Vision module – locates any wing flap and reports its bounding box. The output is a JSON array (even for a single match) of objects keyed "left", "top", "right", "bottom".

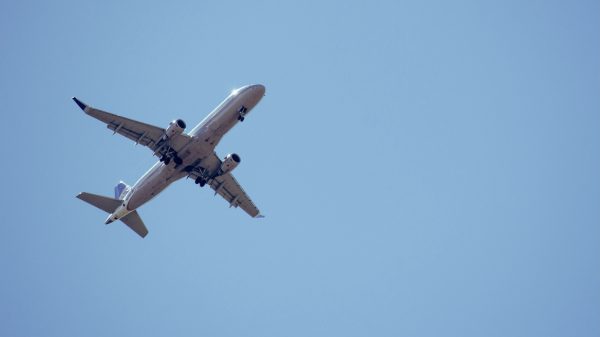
[
  {"left": 106, "top": 121, "right": 155, "bottom": 147},
  {"left": 72, "top": 97, "right": 191, "bottom": 153},
  {"left": 86, "top": 106, "right": 164, "bottom": 147}
]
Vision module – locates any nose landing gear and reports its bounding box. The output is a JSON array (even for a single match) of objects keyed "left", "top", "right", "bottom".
[{"left": 238, "top": 105, "right": 248, "bottom": 122}]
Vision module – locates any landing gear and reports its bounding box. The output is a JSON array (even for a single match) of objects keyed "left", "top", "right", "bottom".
[
  {"left": 191, "top": 166, "right": 210, "bottom": 187},
  {"left": 159, "top": 154, "right": 182, "bottom": 166},
  {"left": 238, "top": 105, "right": 247, "bottom": 122},
  {"left": 194, "top": 177, "right": 206, "bottom": 187}
]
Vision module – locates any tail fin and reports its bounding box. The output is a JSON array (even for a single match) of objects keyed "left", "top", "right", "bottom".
[
  {"left": 114, "top": 181, "right": 130, "bottom": 200},
  {"left": 77, "top": 192, "right": 121, "bottom": 213},
  {"left": 76, "top": 192, "right": 149, "bottom": 238}
]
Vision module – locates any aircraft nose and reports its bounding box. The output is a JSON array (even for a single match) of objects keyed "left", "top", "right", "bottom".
[{"left": 251, "top": 84, "right": 265, "bottom": 97}]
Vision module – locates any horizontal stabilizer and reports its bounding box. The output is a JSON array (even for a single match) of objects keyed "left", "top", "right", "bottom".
[
  {"left": 77, "top": 192, "right": 121, "bottom": 213},
  {"left": 120, "top": 211, "right": 148, "bottom": 238}
]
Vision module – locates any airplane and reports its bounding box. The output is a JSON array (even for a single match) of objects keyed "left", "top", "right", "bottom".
[{"left": 73, "top": 84, "right": 266, "bottom": 238}]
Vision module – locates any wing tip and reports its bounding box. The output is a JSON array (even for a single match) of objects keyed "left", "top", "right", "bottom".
[
  {"left": 72, "top": 97, "right": 88, "bottom": 111},
  {"left": 255, "top": 214, "right": 265, "bottom": 218}
]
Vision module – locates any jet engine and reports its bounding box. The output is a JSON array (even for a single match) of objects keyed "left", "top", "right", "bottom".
[
  {"left": 220, "top": 153, "right": 241, "bottom": 173},
  {"left": 164, "top": 119, "right": 186, "bottom": 139}
]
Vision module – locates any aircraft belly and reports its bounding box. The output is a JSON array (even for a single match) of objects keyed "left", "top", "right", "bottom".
[
  {"left": 128, "top": 165, "right": 184, "bottom": 210},
  {"left": 128, "top": 180, "right": 168, "bottom": 210},
  {"left": 194, "top": 116, "right": 236, "bottom": 149}
]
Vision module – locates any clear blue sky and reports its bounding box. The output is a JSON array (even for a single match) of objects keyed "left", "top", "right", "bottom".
[{"left": 1, "top": 1, "right": 599, "bottom": 336}]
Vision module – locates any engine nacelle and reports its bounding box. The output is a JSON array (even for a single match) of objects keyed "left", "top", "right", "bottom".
[
  {"left": 220, "top": 153, "right": 241, "bottom": 174},
  {"left": 164, "top": 119, "right": 186, "bottom": 139}
]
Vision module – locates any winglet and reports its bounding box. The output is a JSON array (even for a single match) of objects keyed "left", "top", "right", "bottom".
[{"left": 72, "top": 97, "right": 88, "bottom": 111}]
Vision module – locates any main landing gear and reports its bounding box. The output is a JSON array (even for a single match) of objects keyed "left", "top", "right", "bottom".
[
  {"left": 190, "top": 166, "right": 209, "bottom": 187},
  {"left": 194, "top": 177, "right": 206, "bottom": 187},
  {"left": 159, "top": 155, "right": 182, "bottom": 166}
]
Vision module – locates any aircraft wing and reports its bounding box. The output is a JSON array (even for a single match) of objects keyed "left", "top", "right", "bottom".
[
  {"left": 189, "top": 152, "right": 262, "bottom": 218},
  {"left": 72, "top": 97, "right": 191, "bottom": 153},
  {"left": 209, "top": 172, "right": 262, "bottom": 217}
]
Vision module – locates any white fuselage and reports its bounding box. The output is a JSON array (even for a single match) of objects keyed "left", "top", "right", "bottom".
[{"left": 106, "top": 84, "right": 265, "bottom": 223}]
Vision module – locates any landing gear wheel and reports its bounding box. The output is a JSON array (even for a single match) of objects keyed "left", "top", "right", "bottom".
[
  {"left": 164, "top": 157, "right": 171, "bottom": 165},
  {"left": 238, "top": 116, "right": 245, "bottom": 122},
  {"left": 194, "top": 177, "right": 207, "bottom": 187},
  {"left": 174, "top": 156, "right": 183, "bottom": 165}
]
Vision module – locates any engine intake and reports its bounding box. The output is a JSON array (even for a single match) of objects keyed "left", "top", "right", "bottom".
[
  {"left": 220, "top": 153, "right": 241, "bottom": 174},
  {"left": 164, "top": 119, "right": 186, "bottom": 139}
]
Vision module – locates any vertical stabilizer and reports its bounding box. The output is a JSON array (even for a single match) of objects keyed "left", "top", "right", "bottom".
[{"left": 114, "top": 181, "right": 130, "bottom": 200}]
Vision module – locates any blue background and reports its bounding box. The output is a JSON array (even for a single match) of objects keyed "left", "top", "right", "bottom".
[{"left": 1, "top": 1, "right": 599, "bottom": 336}]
